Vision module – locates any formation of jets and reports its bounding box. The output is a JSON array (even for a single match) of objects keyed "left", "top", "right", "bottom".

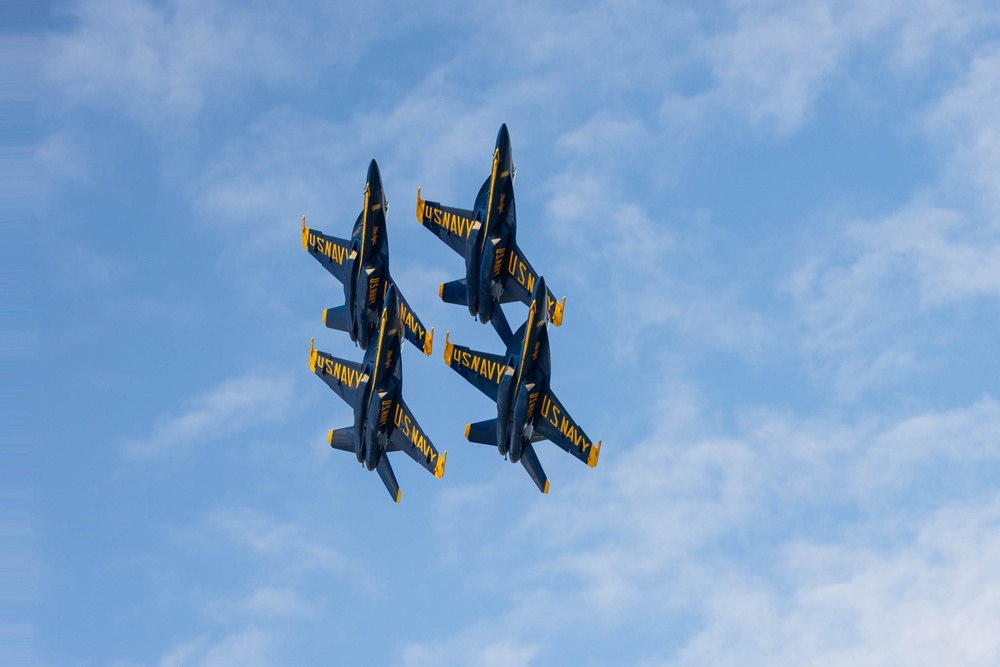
[{"left": 303, "top": 125, "right": 601, "bottom": 502}]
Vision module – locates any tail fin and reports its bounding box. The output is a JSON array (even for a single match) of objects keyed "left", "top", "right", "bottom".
[
  {"left": 323, "top": 305, "right": 350, "bottom": 332},
  {"left": 490, "top": 303, "right": 515, "bottom": 348},
  {"left": 328, "top": 427, "right": 355, "bottom": 453},
  {"left": 376, "top": 456, "right": 402, "bottom": 503},
  {"left": 519, "top": 442, "right": 550, "bottom": 494},
  {"left": 465, "top": 419, "right": 498, "bottom": 446},
  {"left": 439, "top": 279, "right": 469, "bottom": 306}
]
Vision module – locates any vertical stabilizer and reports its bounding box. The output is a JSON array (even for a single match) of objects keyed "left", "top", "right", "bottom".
[
  {"left": 519, "top": 443, "right": 550, "bottom": 494},
  {"left": 376, "top": 456, "right": 402, "bottom": 503}
]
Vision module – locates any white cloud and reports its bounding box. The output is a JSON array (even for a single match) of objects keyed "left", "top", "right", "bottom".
[
  {"left": 925, "top": 47, "right": 1000, "bottom": 217},
  {"left": 399, "top": 634, "right": 541, "bottom": 667},
  {"left": 542, "top": 164, "right": 771, "bottom": 362},
  {"left": 702, "top": 1, "right": 845, "bottom": 133},
  {"left": 670, "top": 497, "right": 1000, "bottom": 667},
  {"left": 204, "top": 586, "right": 316, "bottom": 623},
  {"left": 785, "top": 162, "right": 1000, "bottom": 399},
  {"left": 122, "top": 373, "right": 294, "bottom": 458},
  {"left": 157, "top": 629, "right": 273, "bottom": 667},
  {"left": 772, "top": 38, "right": 1000, "bottom": 399},
  {"left": 204, "top": 508, "right": 351, "bottom": 578},
  {"left": 136, "top": 509, "right": 366, "bottom": 666},
  {"left": 399, "top": 393, "right": 1000, "bottom": 665},
  {"left": 42, "top": 0, "right": 358, "bottom": 128},
  {"left": 657, "top": 0, "right": 999, "bottom": 138}
]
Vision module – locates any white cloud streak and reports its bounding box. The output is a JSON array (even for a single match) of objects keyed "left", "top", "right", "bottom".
[
  {"left": 670, "top": 497, "right": 1000, "bottom": 667},
  {"left": 156, "top": 629, "right": 273, "bottom": 667},
  {"left": 403, "top": 394, "right": 1000, "bottom": 665},
  {"left": 122, "top": 374, "right": 294, "bottom": 458},
  {"left": 43, "top": 0, "right": 362, "bottom": 128}
]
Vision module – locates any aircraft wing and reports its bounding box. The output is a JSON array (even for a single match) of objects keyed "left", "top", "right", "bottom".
[
  {"left": 500, "top": 244, "right": 565, "bottom": 326},
  {"left": 416, "top": 188, "right": 477, "bottom": 257},
  {"left": 302, "top": 216, "right": 352, "bottom": 284},
  {"left": 442, "top": 333, "right": 508, "bottom": 402},
  {"left": 533, "top": 387, "right": 601, "bottom": 468},
  {"left": 392, "top": 280, "right": 434, "bottom": 356},
  {"left": 387, "top": 398, "right": 446, "bottom": 478},
  {"left": 309, "top": 338, "right": 366, "bottom": 406}
]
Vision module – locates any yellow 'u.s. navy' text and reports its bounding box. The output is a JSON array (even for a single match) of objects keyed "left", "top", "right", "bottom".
[
  {"left": 393, "top": 404, "right": 436, "bottom": 465},
  {"left": 425, "top": 206, "right": 474, "bottom": 240},
  {"left": 306, "top": 232, "right": 349, "bottom": 266}
]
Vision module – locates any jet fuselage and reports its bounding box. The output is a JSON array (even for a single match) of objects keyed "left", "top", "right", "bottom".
[
  {"left": 465, "top": 124, "right": 516, "bottom": 325},
  {"left": 350, "top": 282, "right": 404, "bottom": 470},
  {"left": 342, "top": 159, "right": 391, "bottom": 349},
  {"left": 495, "top": 277, "right": 552, "bottom": 463}
]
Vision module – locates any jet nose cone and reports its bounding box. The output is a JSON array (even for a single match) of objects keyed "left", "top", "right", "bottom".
[
  {"left": 366, "top": 158, "right": 385, "bottom": 202},
  {"left": 366, "top": 158, "right": 381, "bottom": 184},
  {"left": 533, "top": 275, "right": 546, "bottom": 298},
  {"left": 532, "top": 276, "right": 547, "bottom": 313},
  {"left": 496, "top": 124, "right": 512, "bottom": 164}
]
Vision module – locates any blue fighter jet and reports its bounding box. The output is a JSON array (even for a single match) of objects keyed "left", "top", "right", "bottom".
[
  {"left": 415, "top": 124, "right": 565, "bottom": 347},
  {"left": 442, "top": 276, "right": 600, "bottom": 493},
  {"left": 303, "top": 159, "right": 433, "bottom": 355},
  {"left": 310, "top": 284, "right": 446, "bottom": 502}
]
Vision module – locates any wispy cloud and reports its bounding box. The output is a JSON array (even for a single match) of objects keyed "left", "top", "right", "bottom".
[
  {"left": 701, "top": 1, "right": 846, "bottom": 133},
  {"left": 401, "top": 393, "right": 1000, "bottom": 665},
  {"left": 542, "top": 163, "right": 771, "bottom": 362},
  {"left": 399, "top": 634, "right": 541, "bottom": 667},
  {"left": 156, "top": 629, "right": 273, "bottom": 667},
  {"left": 783, "top": 43, "right": 1000, "bottom": 398},
  {"left": 665, "top": 0, "right": 997, "bottom": 136},
  {"left": 138, "top": 508, "right": 364, "bottom": 666},
  {"left": 670, "top": 497, "right": 1000, "bottom": 667},
  {"left": 122, "top": 373, "right": 294, "bottom": 458},
  {"left": 925, "top": 47, "right": 1000, "bottom": 216},
  {"left": 43, "top": 0, "right": 363, "bottom": 128},
  {"left": 204, "top": 508, "right": 352, "bottom": 579}
]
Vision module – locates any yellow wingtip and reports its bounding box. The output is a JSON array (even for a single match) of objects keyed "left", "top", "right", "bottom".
[
  {"left": 322, "top": 309, "right": 328, "bottom": 326},
  {"left": 416, "top": 187, "right": 425, "bottom": 222},
  {"left": 326, "top": 429, "right": 334, "bottom": 445},
  {"left": 301, "top": 215, "right": 308, "bottom": 251},
  {"left": 542, "top": 479, "right": 550, "bottom": 494},
  {"left": 423, "top": 327, "right": 434, "bottom": 356},
  {"left": 464, "top": 423, "right": 471, "bottom": 438},
  {"left": 395, "top": 488, "right": 402, "bottom": 503},
  {"left": 588, "top": 440, "right": 602, "bottom": 468},
  {"left": 438, "top": 283, "right": 444, "bottom": 300},
  {"left": 434, "top": 450, "right": 447, "bottom": 479},
  {"left": 309, "top": 337, "right": 317, "bottom": 372},
  {"left": 553, "top": 296, "right": 566, "bottom": 327},
  {"left": 443, "top": 331, "right": 454, "bottom": 365}
]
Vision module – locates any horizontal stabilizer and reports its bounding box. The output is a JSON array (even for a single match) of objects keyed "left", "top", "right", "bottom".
[
  {"left": 490, "top": 303, "right": 515, "bottom": 348},
  {"left": 520, "top": 442, "right": 550, "bottom": 494},
  {"left": 327, "top": 427, "right": 355, "bottom": 453},
  {"left": 465, "top": 419, "right": 498, "bottom": 446},
  {"left": 439, "top": 279, "right": 468, "bottom": 307},
  {"left": 376, "top": 455, "right": 402, "bottom": 503},
  {"left": 323, "top": 305, "right": 349, "bottom": 332}
]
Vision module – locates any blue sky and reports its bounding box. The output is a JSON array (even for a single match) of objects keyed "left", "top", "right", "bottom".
[{"left": 15, "top": 0, "right": 1000, "bottom": 664}]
